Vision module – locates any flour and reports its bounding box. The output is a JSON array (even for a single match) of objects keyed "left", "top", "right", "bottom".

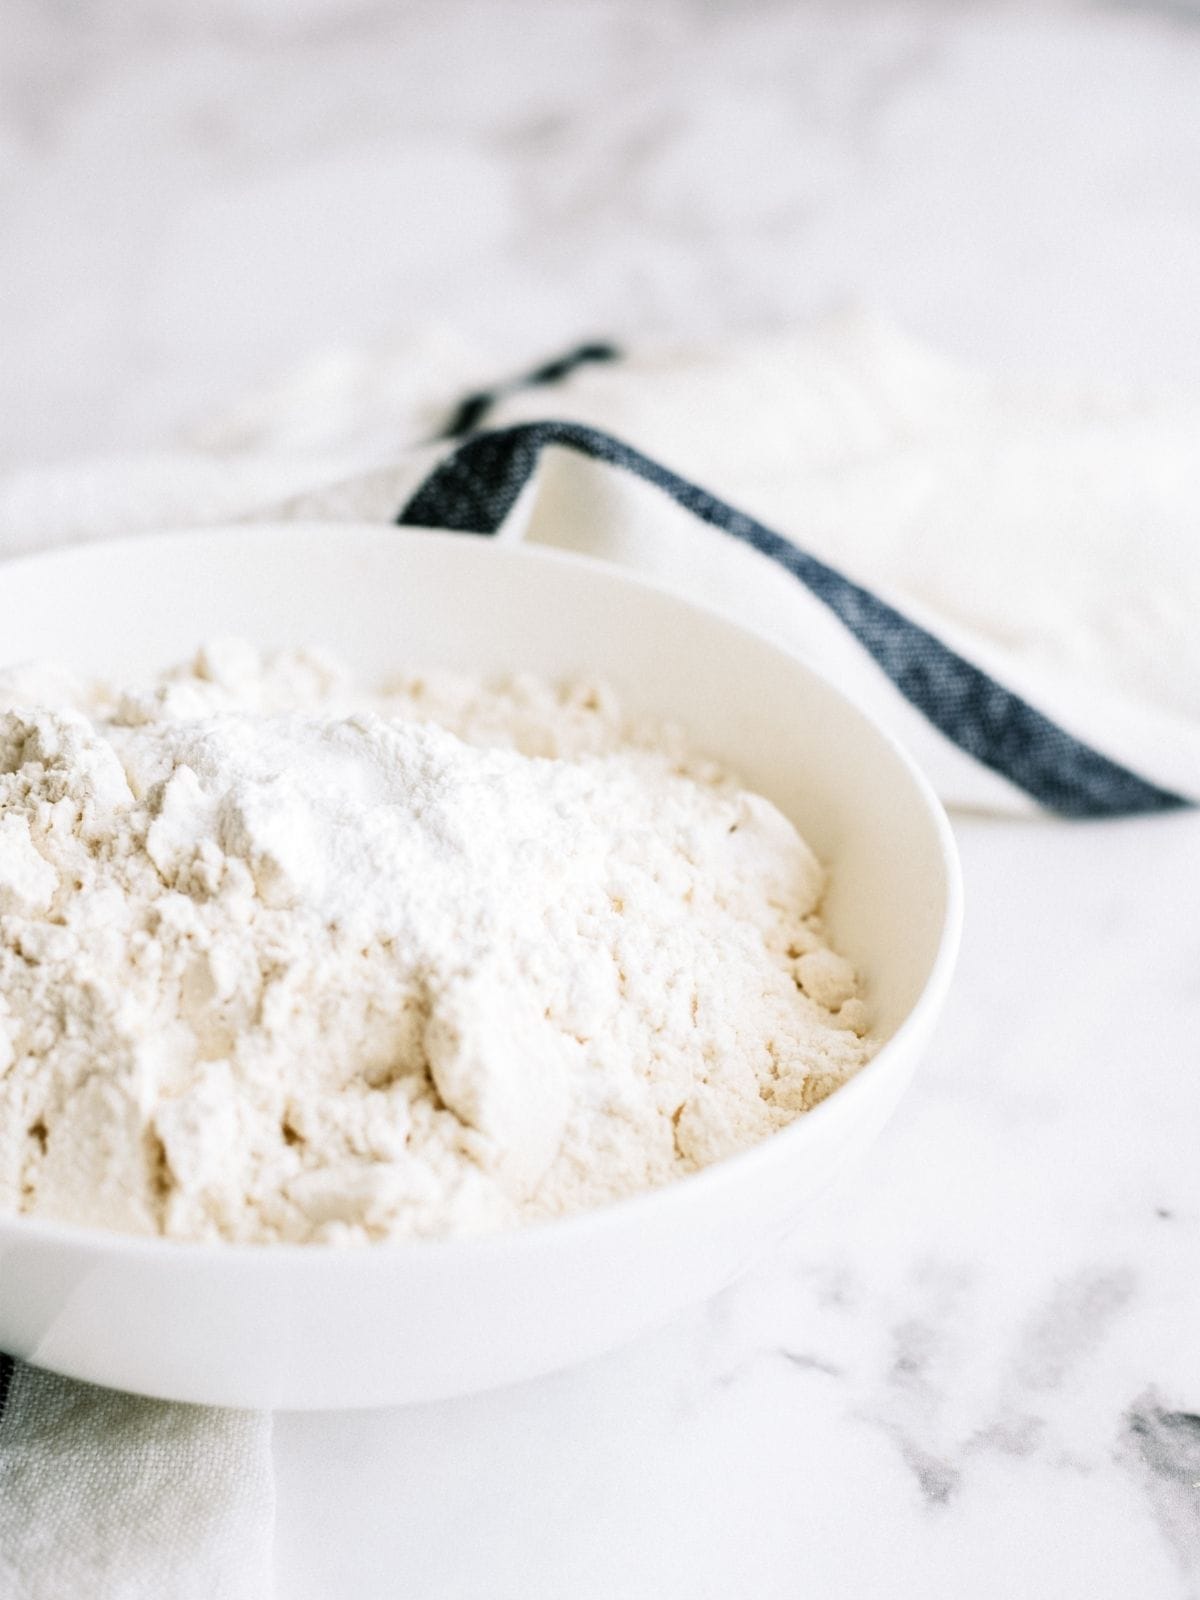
[{"left": 0, "top": 644, "right": 872, "bottom": 1243}]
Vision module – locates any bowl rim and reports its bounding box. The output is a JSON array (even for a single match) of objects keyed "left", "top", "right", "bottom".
[{"left": 0, "top": 522, "right": 964, "bottom": 1269}]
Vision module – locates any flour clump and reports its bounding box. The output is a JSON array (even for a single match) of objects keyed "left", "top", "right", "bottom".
[{"left": 0, "top": 645, "right": 874, "bottom": 1243}]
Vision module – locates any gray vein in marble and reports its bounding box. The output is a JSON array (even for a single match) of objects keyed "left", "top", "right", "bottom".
[
  {"left": 1007, "top": 1268, "right": 1138, "bottom": 1394},
  {"left": 1122, "top": 1395, "right": 1200, "bottom": 1580},
  {"left": 838, "top": 1263, "right": 1146, "bottom": 1511}
]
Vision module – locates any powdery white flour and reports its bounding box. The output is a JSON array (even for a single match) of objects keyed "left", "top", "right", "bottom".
[{"left": 0, "top": 643, "right": 873, "bottom": 1243}]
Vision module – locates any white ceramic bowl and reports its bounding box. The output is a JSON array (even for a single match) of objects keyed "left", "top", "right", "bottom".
[{"left": 0, "top": 525, "right": 961, "bottom": 1408}]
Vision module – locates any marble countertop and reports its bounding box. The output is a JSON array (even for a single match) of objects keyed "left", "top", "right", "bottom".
[{"left": 2, "top": 2, "right": 1198, "bottom": 1595}]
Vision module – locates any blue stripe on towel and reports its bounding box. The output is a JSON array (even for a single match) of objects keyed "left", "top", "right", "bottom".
[
  {"left": 396, "top": 419, "right": 1188, "bottom": 819},
  {"left": 435, "top": 343, "right": 621, "bottom": 441}
]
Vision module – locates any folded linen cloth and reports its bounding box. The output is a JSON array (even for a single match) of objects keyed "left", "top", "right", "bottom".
[
  {"left": 0, "top": 1361, "right": 272, "bottom": 1600},
  {"left": 0, "top": 312, "right": 1195, "bottom": 1598},
  {"left": 3, "top": 313, "right": 1195, "bottom": 812}
]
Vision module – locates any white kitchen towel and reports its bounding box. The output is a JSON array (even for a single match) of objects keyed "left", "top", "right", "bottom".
[
  {"left": 0, "top": 1359, "right": 272, "bottom": 1599},
  {"left": 0, "top": 312, "right": 1197, "bottom": 1598},
  {"left": 2, "top": 313, "right": 1196, "bottom": 813}
]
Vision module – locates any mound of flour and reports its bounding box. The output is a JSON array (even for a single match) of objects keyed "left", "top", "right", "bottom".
[{"left": 0, "top": 642, "right": 872, "bottom": 1243}]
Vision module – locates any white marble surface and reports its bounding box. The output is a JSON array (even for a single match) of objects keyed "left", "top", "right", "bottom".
[
  {"left": 6, "top": 0, "right": 1200, "bottom": 474},
  {"left": 3, "top": 2, "right": 1200, "bottom": 1596}
]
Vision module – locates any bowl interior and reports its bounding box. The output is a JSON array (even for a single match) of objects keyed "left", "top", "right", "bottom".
[{"left": 0, "top": 523, "right": 954, "bottom": 1045}]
